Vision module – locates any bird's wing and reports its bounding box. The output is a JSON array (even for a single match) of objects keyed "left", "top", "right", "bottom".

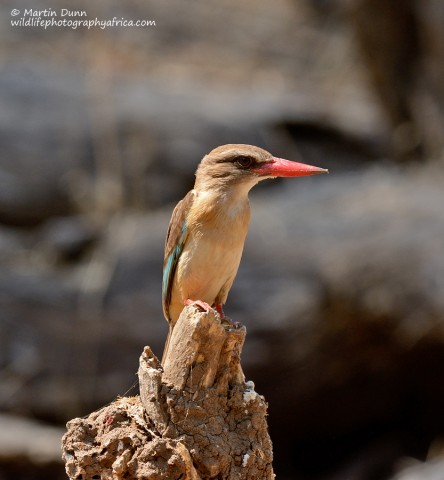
[{"left": 162, "top": 190, "right": 195, "bottom": 321}]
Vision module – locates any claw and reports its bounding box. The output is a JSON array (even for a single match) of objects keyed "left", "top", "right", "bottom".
[{"left": 222, "top": 320, "right": 243, "bottom": 331}]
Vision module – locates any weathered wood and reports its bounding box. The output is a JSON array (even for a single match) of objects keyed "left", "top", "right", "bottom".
[
  {"left": 62, "top": 306, "right": 274, "bottom": 479},
  {"left": 137, "top": 346, "right": 169, "bottom": 435},
  {"left": 161, "top": 306, "right": 246, "bottom": 391}
]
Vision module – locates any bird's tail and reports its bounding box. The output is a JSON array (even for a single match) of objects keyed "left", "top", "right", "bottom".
[{"left": 161, "top": 325, "right": 173, "bottom": 365}]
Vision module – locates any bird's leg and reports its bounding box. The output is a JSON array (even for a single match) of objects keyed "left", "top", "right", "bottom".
[
  {"left": 214, "top": 303, "right": 242, "bottom": 329},
  {"left": 184, "top": 299, "right": 212, "bottom": 312},
  {"left": 214, "top": 303, "right": 225, "bottom": 319}
]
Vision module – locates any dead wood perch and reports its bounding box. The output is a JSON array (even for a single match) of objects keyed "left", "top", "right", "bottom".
[{"left": 62, "top": 306, "right": 274, "bottom": 479}]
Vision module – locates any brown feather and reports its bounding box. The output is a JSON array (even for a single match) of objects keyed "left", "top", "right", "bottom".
[{"left": 162, "top": 190, "right": 195, "bottom": 321}]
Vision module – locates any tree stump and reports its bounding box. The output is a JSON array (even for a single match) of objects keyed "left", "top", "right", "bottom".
[{"left": 61, "top": 306, "right": 274, "bottom": 479}]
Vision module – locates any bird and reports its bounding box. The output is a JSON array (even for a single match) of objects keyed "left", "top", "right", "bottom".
[{"left": 162, "top": 144, "right": 327, "bottom": 360}]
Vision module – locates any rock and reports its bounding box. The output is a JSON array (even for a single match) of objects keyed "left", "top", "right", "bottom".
[
  {"left": 0, "top": 413, "right": 64, "bottom": 464},
  {"left": 37, "top": 216, "right": 99, "bottom": 263},
  {"left": 342, "top": 0, "right": 444, "bottom": 161},
  {"left": 0, "top": 413, "right": 66, "bottom": 480},
  {"left": 0, "top": 0, "right": 385, "bottom": 225},
  {"left": 392, "top": 458, "right": 444, "bottom": 480}
]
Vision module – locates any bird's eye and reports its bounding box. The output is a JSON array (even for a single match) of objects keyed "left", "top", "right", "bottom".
[{"left": 234, "top": 156, "right": 253, "bottom": 169}]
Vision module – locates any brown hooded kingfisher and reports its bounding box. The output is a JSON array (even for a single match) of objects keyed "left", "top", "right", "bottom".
[{"left": 162, "top": 144, "right": 328, "bottom": 360}]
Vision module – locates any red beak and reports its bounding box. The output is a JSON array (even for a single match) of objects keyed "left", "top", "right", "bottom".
[{"left": 251, "top": 157, "right": 329, "bottom": 177}]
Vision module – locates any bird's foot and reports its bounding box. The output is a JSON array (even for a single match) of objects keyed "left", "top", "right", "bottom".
[
  {"left": 214, "top": 304, "right": 239, "bottom": 327},
  {"left": 184, "top": 299, "right": 212, "bottom": 313},
  {"left": 222, "top": 320, "right": 243, "bottom": 331}
]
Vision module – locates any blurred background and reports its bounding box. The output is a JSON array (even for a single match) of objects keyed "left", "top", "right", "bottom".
[{"left": 1, "top": 0, "right": 444, "bottom": 479}]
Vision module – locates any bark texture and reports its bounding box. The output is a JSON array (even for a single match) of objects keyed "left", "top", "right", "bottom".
[{"left": 62, "top": 306, "right": 274, "bottom": 479}]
